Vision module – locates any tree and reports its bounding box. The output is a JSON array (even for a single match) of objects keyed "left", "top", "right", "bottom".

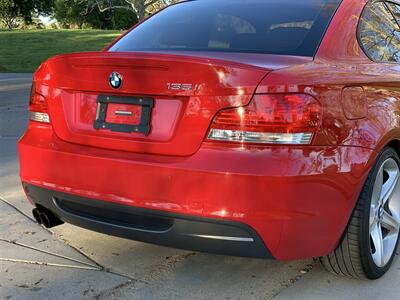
[
  {"left": 0, "top": 0, "right": 19, "bottom": 29},
  {"left": 54, "top": 0, "right": 138, "bottom": 29},
  {"left": 53, "top": 0, "right": 86, "bottom": 28},
  {"left": 0, "top": 0, "right": 53, "bottom": 29},
  {"left": 94, "top": 0, "right": 180, "bottom": 21}
]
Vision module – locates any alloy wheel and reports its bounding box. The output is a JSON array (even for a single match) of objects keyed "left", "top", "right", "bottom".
[{"left": 370, "top": 158, "right": 400, "bottom": 268}]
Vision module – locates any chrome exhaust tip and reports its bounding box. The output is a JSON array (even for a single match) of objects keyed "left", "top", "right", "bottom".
[{"left": 32, "top": 207, "right": 64, "bottom": 228}]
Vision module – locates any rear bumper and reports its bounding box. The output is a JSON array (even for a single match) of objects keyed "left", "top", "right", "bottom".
[
  {"left": 19, "top": 123, "right": 375, "bottom": 260},
  {"left": 24, "top": 183, "right": 271, "bottom": 258}
]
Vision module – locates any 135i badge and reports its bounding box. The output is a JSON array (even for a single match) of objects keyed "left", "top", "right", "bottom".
[{"left": 167, "top": 83, "right": 199, "bottom": 91}]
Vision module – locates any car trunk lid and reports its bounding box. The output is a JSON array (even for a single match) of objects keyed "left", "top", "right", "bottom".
[{"left": 37, "top": 51, "right": 310, "bottom": 156}]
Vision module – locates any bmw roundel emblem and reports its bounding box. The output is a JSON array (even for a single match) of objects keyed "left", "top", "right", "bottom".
[{"left": 109, "top": 72, "right": 122, "bottom": 89}]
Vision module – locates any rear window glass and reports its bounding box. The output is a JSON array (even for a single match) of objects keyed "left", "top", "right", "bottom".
[{"left": 109, "top": 0, "right": 342, "bottom": 57}]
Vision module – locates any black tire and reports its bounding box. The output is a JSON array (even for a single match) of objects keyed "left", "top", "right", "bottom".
[{"left": 320, "top": 147, "right": 400, "bottom": 279}]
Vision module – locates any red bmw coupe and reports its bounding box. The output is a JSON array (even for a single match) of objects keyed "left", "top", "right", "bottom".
[{"left": 19, "top": 0, "right": 400, "bottom": 279}]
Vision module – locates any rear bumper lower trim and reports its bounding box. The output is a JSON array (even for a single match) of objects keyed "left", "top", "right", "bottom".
[
  {"left": 24, "top": 183, "right": 273, "bottom": 259},
  {"left": 185, "top": 234, "right": 255, "bottom": 242}
]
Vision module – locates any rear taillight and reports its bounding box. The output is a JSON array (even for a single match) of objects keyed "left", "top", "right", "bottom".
[
  {"left": 29, "top": 82, "right": 50, "bottom": 123},
  {"left": 208, "top": 94, "right": 321, "bottom": 145}
]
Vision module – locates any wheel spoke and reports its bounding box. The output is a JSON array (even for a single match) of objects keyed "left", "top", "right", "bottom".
[
  {"left": 371, "top": 223, "right": 384, "bottom": 267},
  {"left": 370, "top": 216, "right": 378, "bottom": 231},
  {"left": 382, "top": 210, "right": 400, "bottom": 232},
  {"left": 381, "top": 168, "right": 399, "bottom": 205},
  {"left": 372, "top": 167, "right": 383, "bottom": 206}
]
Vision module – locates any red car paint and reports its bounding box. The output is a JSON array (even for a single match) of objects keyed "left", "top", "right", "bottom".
[{"left": 18, "top": 0, "right": 400, "bottom": 260}]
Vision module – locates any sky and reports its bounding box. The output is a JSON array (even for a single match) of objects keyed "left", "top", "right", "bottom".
[{"left": 39, "top": 16, "right": 52, "bottom": 25}]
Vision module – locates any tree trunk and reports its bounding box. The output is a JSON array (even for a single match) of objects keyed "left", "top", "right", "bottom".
[
  {"left": 6, "top": 17, "right": 16, "bottom": 29},
  {"left": 135, "top": 0, "right": 146, "bottom": 20}
]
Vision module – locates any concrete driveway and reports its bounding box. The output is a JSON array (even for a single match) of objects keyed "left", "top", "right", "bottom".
[{"left": 1, "top": 73, "right": 400, "bottom": 300}]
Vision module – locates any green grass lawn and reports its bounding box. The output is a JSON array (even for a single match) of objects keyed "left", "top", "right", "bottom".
[{"left": 0, "top": 29, "right": 123, "bottom": 73}]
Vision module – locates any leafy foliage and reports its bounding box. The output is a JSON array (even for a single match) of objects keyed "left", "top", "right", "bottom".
[
  {"left": 54, "top": 0, "right": 138, "bottom": 30},
  {"left": 0, "top": 0, "right": 181, "bottom": 30},
  {"left": 0, "top": 0, "right": 53, "bottom": 29},
  {"left": 80, "top": 0, "right": 181, "bottom": 23}
]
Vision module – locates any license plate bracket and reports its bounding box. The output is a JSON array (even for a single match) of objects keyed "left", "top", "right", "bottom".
[{"left": 94, "top": 95, "right": 154, "bottom": 135}]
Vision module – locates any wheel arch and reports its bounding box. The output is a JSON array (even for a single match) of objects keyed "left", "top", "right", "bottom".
[
  {"left": 337, "top": 138, "right": 400, "bottom": 252},
  {"left": 385, "top": 139, "right": 400, "bottom": 158}
]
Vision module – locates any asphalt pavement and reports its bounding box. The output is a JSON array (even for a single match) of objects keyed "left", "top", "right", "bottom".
[{"left": 1, "top": 73, "right": 400, "bottom": 299}]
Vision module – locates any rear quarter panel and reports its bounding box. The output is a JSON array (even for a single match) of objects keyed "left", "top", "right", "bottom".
[
  {"left": 254, "top": 0, "right": 400, "bottom": 256},
  {"left": 257, "top": 0, "right": 400, "bottom": 152}
]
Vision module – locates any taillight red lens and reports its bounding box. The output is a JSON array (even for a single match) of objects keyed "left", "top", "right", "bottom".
[
  {"left": 29, "top": 82, "right": 47, "bottom": 113},
  {"left": 29, "top": 82, "right": 50, "bottom": 123},
  {"left": 208, "top": 94, "right": 321, "bottom": 145}
]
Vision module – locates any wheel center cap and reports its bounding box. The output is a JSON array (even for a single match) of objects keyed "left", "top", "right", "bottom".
[{"left": 378, "top": 206, "right": 384, "bottom": 220}]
